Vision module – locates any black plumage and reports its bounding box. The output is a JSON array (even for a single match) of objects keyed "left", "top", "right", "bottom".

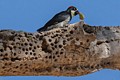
[{"left": 37, "top": 6, "right": 78, "bottom": 32}]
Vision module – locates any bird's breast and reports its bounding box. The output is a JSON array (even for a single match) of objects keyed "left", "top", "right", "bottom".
[
  {"left": 57, "top": 16, "right": 70, "bottom": 27},
  {"left": 45, "top": 16, "right": 71, "bottom": 30}
]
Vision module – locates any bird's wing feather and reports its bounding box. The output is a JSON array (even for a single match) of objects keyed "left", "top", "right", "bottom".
[
  {"left": 44, "top": 11, "right": 70, "bottom": 27},
  {"left": 53, "top": 11, "right": 70, "bottom": 22},
  {"left": 37, "top": 11, "right": 70, "bottom": 32}
]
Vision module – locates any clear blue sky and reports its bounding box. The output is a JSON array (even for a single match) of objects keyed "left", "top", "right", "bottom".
[{"left": 0, "top": 0, "right": 120, "bottom": 80}]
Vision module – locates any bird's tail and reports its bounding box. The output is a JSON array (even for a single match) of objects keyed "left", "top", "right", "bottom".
[{"left": 37, "top": 27, "right": 46, "bottom": 32}]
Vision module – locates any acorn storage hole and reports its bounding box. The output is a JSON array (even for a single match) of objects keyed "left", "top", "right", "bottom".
[
  {"left": 0, "top": 49, "right": 4, "bottom": 52},
  {"left": 49, "top": 39, "right": 52, "bottom": 42}
]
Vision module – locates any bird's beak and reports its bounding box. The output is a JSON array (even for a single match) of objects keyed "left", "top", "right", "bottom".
[
  {"left": 74, "top": 10, "right": 79, "bottom": 16},
  {"left": 79, "top": 12, "right": 84, "bottom": 20},
  {"left": 74, "top": 10, "right": 84, "bottom": 20}
]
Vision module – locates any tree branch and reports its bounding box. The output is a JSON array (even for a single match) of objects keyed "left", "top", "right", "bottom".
[{"left": 0, "top": 21, "right": 120, "bottom": 76}]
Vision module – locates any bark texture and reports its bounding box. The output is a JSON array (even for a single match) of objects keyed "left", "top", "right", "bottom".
[{"left": 0, "top": 21, "right": 120, "bottom": 76}]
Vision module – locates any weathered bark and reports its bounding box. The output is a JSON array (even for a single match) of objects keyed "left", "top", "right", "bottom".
[{"left": 0, "top": 21, "right": 120, "bottom": 76}]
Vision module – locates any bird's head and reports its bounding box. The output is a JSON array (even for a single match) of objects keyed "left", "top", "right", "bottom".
[{"left": 67, "top": 6, "right": 79, "bottom": 17}]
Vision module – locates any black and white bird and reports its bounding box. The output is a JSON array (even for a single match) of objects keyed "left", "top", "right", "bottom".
[{"left": 37, "top": 6, "right": 79, "bottom": 32}]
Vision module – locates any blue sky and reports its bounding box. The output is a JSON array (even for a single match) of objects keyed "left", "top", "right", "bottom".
[{"left": 0, "top": 0, "right": 120, "bottom": 80}]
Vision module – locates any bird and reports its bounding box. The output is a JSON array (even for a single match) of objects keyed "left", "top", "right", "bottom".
[{"left": 37, "top": 6, "right": 79, "bottom": 32}]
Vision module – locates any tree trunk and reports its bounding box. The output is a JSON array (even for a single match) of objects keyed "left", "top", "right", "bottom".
[{"left": 0, "top": 21, "right": 120, "bottom": 76}]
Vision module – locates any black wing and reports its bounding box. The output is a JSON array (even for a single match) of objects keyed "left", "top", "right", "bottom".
[{"left": 37, "top": 11, "right": 71, "bottom": 32}]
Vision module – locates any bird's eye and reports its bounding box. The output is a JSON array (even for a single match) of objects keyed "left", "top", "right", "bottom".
[{"left": 73, "top": 7, "right": 76, "bottom": 10}]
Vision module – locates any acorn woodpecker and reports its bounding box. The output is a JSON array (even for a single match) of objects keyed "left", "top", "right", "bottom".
[{"left": 37, "top": 6, "right": 79, "bottom": 32}]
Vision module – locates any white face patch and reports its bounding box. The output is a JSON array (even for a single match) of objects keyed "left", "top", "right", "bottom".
[{"left": 71, "top": 10, "right": 76, "bottom": 17}]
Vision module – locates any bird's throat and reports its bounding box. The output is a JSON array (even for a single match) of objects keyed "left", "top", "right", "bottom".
[{"left": 71, "top": 10, "right": 76, "bottom": 17}]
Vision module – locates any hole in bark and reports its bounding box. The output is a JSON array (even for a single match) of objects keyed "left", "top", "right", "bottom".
[
  {"left": 2, "top": 66, "right": 5, "bottom": 69},
  {"left": 55, "top": 34, "right": 58, "bottom": 37},
  {"left": 105, "top": 27, "right": 110, "bottom": 30},
  {"left": 39, "top": 36, "right": 43, "bottom": 40},
  {"left": 24, "top": 43, "right": 28, "bottom": 46},
  {"left": 86, "top": 39, "right": 89, "bottom": 42},
  {"left": 105, "top": 62, "right": 111, "bottom": 65},
  {"left": 105, "top": 40, "right": 110, "bottom": 43},
  {"left": 59, "top": 34, "right": 62, "bottom": 37},
  {"left": 22, "top": 48, "right": 25, "bottom": 51},
  {"left": 97, "top": 41, "right": 103, "bottom": 45},
  {"left": 35, "top": 34, "right": 39, "bottom": 38},
  {"left": 49, "top": 55, "right": 52, "bottom": 59},
  {"left": 29, "top": 43, "right": 33, "bottom": 46},
  {"left": 74, "top": 27, "right": 77, "bottom": 30},
  {"left": 111, "top": 39, "right": 114, "bottom": 41},
  {"left": 20, "top": 64, "right": 23, "bottom": 66},
  {"left": 54, "top": 45, "right": 57, "bottom": 48},
  {"left": 27, "top": 39, "right": 29, "bottom": 42},
  {"left": 13, "top": 71, "right": 16, "bottom": 73},
  {"left": 54, "top": 59, "right": 57, "bottom": 62},
  {"left": 26, "top": 48, "right": 28, "bottom": 51},
  {"left": 62, "top": 29, "right": 67, "bottom": 32},
  {"left": 55, "top": 51, "right": 58, "bottom": 54},
  {"left": 30, "top": 57, "right": 34, "bottom": 60},
  {"left": 32, "top": 50, "right": 35, "bottom": 52},
  {"left": 29, "top": 47, "right": 32, "bottom": 50},
  {"left": 70, "top": 37, "right": 73, "bottom": 40},
  {"left": 8, "top": 46, "right": 12, "bottom": 50},
  {"left": 25, "top": 67, "right": 28, "bottom": 69},
  {"left": 49, "top": 39, "right": 52, "bottom": 42},
  {"left": 70, "top": 30, "right": 73, "bottom": 34},
  {"left": 63, "top": 40, "right": 66, "bottom": 45},
  {"left": 76, "top": 38, "right": 79, "bottom": 41},
  {"left": 45, "top": 56, "right": 48, "bottom": 58},
  {"left": 2, "top": 58, "right": 9, "bottom": 61},
  {"left": 0, "top": 49, "right": 3, "bottom": 52},
  {"left": 14, "top": 53, "right": 16, "bottom": 56},
  {"left": 57, "top": 55, "right": 60, "bottom": 57},
  {"left": 52, "top": 47, "right": 55, "bottom": 50},
  {"left": 19, "top": 47, "right": 21, "bottom": 49},
  {"left": 11, "top": 43, "right": 15, "bottom": 45},
  {"left": 59, "top": 45, "right": 62, "bottom": 48},
  {"left": 34, "top": 41, "right": 37, "bottom": 43},
  {"left": 11, "top": 57, "right": 21, "bottom": 62},
  {"left": 33, "top": 53, "right": 36, "bottom": 56},
  {"left": 53, "top": 56, "right": 55, "bottom": 59},
  {"left": 51, "top": 43, "right": 54, "bottom": 46},
  {"left": 21, "top": 43, "right": 24, "bottom": 46},
  {"left": 37, "top": 45, "right": 40, "bottom": 48},
  {"left": 59, "top": 67, "right": 62, "bottom": 70},
  {"left": 13, "top": 46, "right": 16, "bottom": 49},
  {"left": 5, "top": 53, "right": 8, "bottom": 56},
  {"left": 60, "top": 52, "right": 63, "bottom": 54},
  {"left": 35, "top": 57, "right": 38, "bottom": 59},
  {"left": 34, "top": 46, "right": 36, "bottom": 49},
  {"left": 30, "top": 52, "right": 32, "bottom": 55},
  {"left": 15, "top": 66, "right": 19, "bottom": 68},
  {"left": 33, "top": 37, "right": 36, "bottom": 39},
  {"left": 18, "top": 38, "right": 20, "bottom": 40},
  {"left": 54, "top": 39, "right": 58, "bottom": 44},
  {"left": 66, "top": 34, "right": 69, "bottom": 37},
  {"left": 116, "top": 31, "right": 119, "bottom": 33},
  {"left": 51, "top": 36, "right": 55, "bottom": 38},
  {"left": 67, "top": 38, "right": 70, "bottom": 41},
  {"left": 80, "top": 42, "right": 83, "bottom": 45},
  {"left": 25, "top": 52, "right": 28, "bottom": 55},
  {"left": 56, "top": 30, "right": 60, "bottom": 33}
]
